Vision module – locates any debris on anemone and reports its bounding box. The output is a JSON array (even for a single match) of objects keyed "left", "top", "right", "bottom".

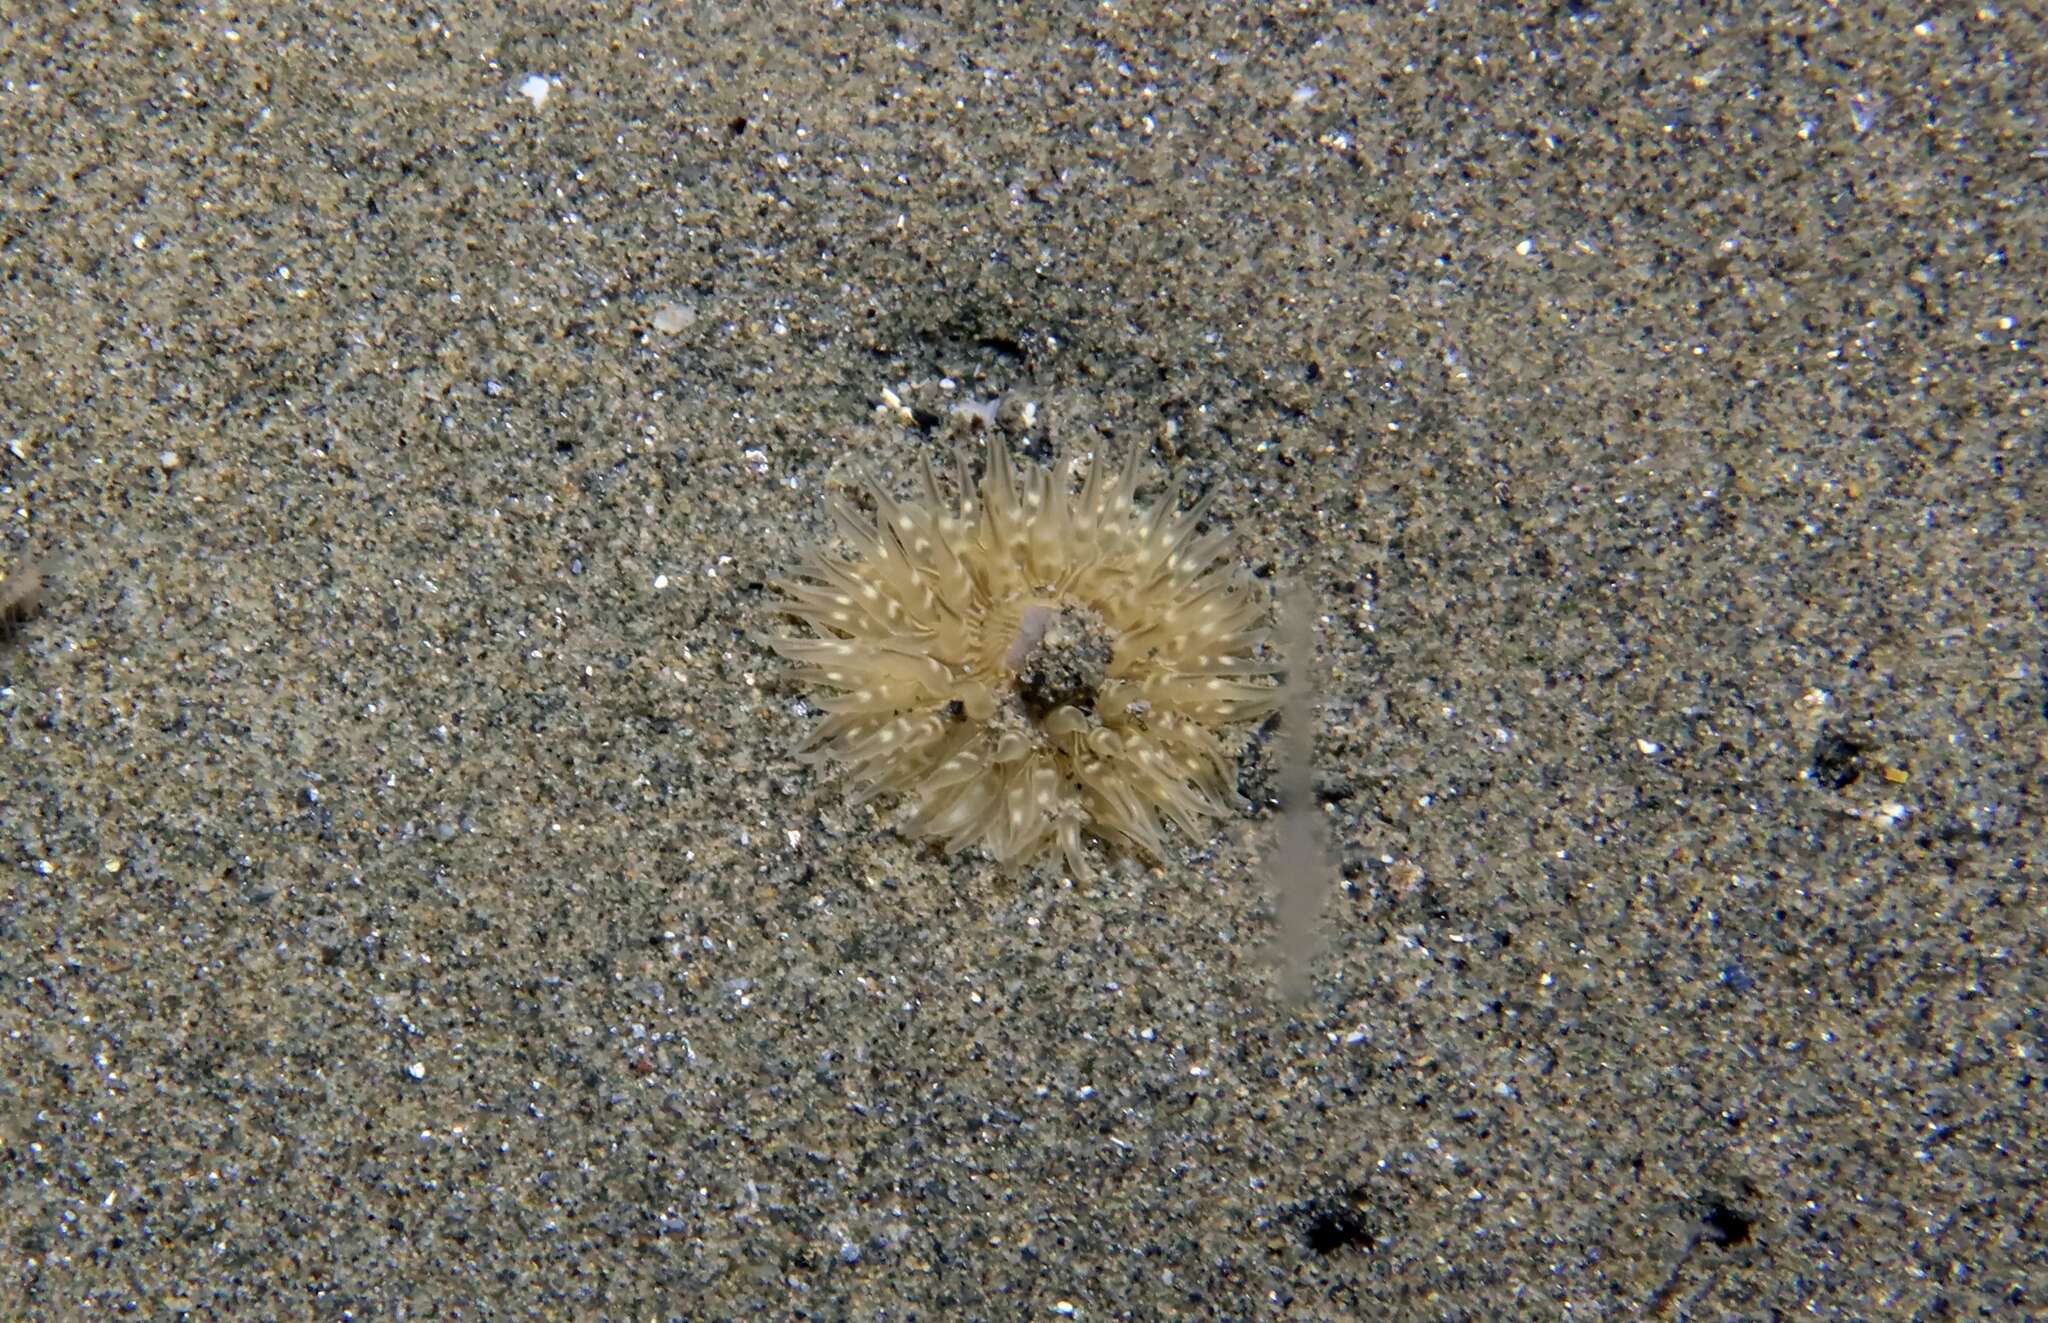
[{"left": 771, "top": 429, "right": 1281, "bottom": 877}]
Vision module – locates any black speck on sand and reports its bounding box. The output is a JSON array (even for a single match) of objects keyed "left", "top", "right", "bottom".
[{"left": 2, "top": 6, "right": 2040, "bottom": 1320}]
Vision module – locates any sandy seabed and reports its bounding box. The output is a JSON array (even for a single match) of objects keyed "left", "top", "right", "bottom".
[{"left": 2, "top": 6, "right": 2041, "bottom": 1319}]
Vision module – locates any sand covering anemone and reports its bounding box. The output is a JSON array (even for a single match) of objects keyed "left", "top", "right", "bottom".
[{"left": 771, "top": 433, "right": 1281, "bottom": 877}]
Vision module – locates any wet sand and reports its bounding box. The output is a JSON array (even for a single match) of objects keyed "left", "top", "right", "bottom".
[{"left": 2, "top": 6, "right": 2040, "bottom": 1318}]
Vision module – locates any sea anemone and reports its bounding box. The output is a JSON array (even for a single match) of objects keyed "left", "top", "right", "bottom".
[{"left": 771, "top": 430, "right": 1281, "bottom": 877}]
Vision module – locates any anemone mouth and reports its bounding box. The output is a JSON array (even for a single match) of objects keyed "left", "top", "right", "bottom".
[
  {"left": 1006, "top": 600, "right": 1114, "bottom": 720},
  {"left": 771, "top": 425, "right": 1280, "bottom": 875}
]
